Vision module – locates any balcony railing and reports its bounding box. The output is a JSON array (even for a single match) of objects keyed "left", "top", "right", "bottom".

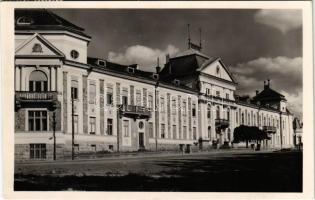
[
  {"left": 16, "top": 91, "right": 58, "bottom": 101},
  {"left": 263, "top": 126, "right": 277, "bottom": 134},
  {"left": 119, "top": 104, "right": 151, "bottom": 119},
  {"left": 215, "top": 118, "right": 230, "bottom": 129}
]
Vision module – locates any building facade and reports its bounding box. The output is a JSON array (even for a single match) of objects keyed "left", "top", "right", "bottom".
[{"left": 14, "top": 10, "right": 295, "bottom": 161}]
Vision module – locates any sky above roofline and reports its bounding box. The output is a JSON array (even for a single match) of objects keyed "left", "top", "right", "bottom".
[{"left": 51, "top": 9, "right": 302, "bottom": 118}]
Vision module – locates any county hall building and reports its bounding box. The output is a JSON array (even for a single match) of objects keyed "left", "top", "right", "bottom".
[{"left": 14, "top": 9, "right": 295, "bottom": 161}]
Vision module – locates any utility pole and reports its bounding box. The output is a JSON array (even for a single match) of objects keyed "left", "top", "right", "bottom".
[
  {"left": 155, "top": 58, "right": 160, "bottom": 152},
  {"left": 53, "top": 112, "right": 56, "bottom": 160},
  {"left": 71, "top": 89, "right": 75, "bottom": 160},
  {"left": 280, "top": 112, "right": 283, "bottom": 149}
]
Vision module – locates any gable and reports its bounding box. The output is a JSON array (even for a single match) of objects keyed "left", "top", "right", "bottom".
[
  {"left": 200, "top": 59, "right": 234, "bottom": 82},
  {"left": 15, "top": 33, "right": 64, "bottom": 58}
]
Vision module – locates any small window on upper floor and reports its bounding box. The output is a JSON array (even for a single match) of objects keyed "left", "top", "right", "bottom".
[
  {"left": 70, "top": 50, "right": 79, "bottom": 59},
  {"left": 216, "top": 91, "right": 220, "bottom": 97},
  {"left": 98, "top": 60, "right": 106, "bottom": 67},
  {"left": 226, "top": 93, "right": 229, "bottom": 100},
  {"left": 216, "top": 66, "right": 220, "bottom": 75},
  {"left": 17, "top": 16, "right": 33, "bottom": 25}
]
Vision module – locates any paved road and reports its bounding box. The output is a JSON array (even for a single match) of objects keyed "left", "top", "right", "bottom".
[{"left": 14, "top": 150, "right": 302, "bottom": 192}]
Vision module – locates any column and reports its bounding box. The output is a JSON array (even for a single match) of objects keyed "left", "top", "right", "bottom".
[
  {"left": 15, "top": 66, "right": 20, "bottom": 91},
  {"left": 52, "top": 67, "right": 56, "bottom": 91}
]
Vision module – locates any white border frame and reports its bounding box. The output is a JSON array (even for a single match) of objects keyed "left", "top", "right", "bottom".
[{"left": 1, "top": 1, "right": 313, "bottom": 199}]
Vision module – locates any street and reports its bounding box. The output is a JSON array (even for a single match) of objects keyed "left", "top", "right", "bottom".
[{"left": 14, "top": 150, "right": 302, "bottom": 192}]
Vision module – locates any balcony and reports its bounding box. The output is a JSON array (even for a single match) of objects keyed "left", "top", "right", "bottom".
[
  {"left": 15, "top": 91, "right": 59, "bottom": 109},
  {"left": 16, "top": 91, "right": 58, "bottom": 101},
  {"left": 263, "top": 126, "right": 277, "bottom": 134},
  {"left": 118, "top": 104, "right": 151, "bottom": 119},
  {"left": 215, "top": 119, "right": 230, "bottom": 129}
]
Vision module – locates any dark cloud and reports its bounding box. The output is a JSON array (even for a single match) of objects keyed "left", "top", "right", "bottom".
[{"left": 51, "top": 9, "right": 302, "bottom": 116}]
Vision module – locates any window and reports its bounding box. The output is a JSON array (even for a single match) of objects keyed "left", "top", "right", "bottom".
[
  {"left": 122, "top": 87, "right": 128, "bottom": 106},
  {"left": 107, "top": 93, "right": 113, "bottom": 105},
  {"left": 236, "top": 111, "right": 239, "bottom": 124},
  {"left": 29, "top": 70, "right": 48, "bottom": 92},
  {"left": 148, "top": 94, "right": 153, "bottom": 110},
  {"left": 216, "top": 66, "right": 220, "bottom": 74},
  {"left": 183, "top": 126, "right": 187, "bottom": 139},
  {"left": 160, "top": 97, "right": 165, "bottom": 113},
  {"left": 208, "top": 126, "right": 211, "bottom": 139},
  {"left": 28, "top": 111, "right": 47, "bottom": 131},
  {"left": 89, "top": 82, "right": 96, "bottom": 104},
  {"left": 71, "top": 80, "right": 78, "bottom": 100},
  {"left": 248, "top": 114, "right": 250, "bottom": 125},
  {"left": 123, "top": 120, "right": 129, "bottom": 137},
  {"left": 226, "top": 93, "right": 229, "bottom": 100},
  {"left": 182, "top": 101, "right": 187, "bottom": 116},
  {"left": 216, "top": 91, "right": 220, "bottom": 97},
  {"left": 70, "top": 50, "right": 79, "bottom": 59},
  {"left": 206, "top": 88, "right": 211, "bottom": 96},
  {"left": 136, "top": 90, "right": 141, "bottom": 106},
  {"left": 192, "top": 103, "right": 196, "bottom": 117},
  {"left": 172, "top": 98, "right": 176, "bottom": 115},
  {"left": 98, "top": 60, "right": 106, "bottom": 66},
  {"left": 89, "top": 117, "right": 96, "bottom": 134},
  {"left": 107, "top": 119, "right": 113, "bottom": 135},
  {"left": 32, "top": 43, "right": 42, "bottom": 53},
  {"left": 161, "top": 124, "right": 165, "bottom": 138},
  {"left": 207, "top": 104, "right": 211, "bottom": 118},
  {"left": 106, "top": 84, "right": 113, "bottom": 105},
  {"left": 193, "top": 127, "right": 197, "bottom": 140},
  {"left": 149, "top": 122, "right": 154, "bottom": 138},
  {"left": 30, "top": 144, "right": 46, "bottom": 159},
  {"left": 241, "top": 113, "right": 244, "bottom": 124},
  {"left": 216, "top": 106, "right": 220, "bottom": 119},
  {"left": 172, "top": 125, "right": 177, "bottom": 139}
]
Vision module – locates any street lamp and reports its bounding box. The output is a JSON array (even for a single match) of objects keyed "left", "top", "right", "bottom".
[
  {"left": 53, "top": 111, "right": 56, "bottom": 160},
  {"left": 71, "top": 88, "right": 75, "bottom": 160}
]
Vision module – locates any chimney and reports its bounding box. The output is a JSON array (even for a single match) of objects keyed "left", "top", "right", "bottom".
[
  {"left": 256, "top": 90, "right": 259, "bottom": 95},
  {"left": 166, "top": 54, "right": 170, "bottom": 63},
  {"left": 264, "top": 80, "right": 267, "bottom": 89},
  {"left": 267, "top": 79, "right": 270, "bottom": 87},
  {"left": 156, "top": 57, "right": 161, "bottom": 74}
]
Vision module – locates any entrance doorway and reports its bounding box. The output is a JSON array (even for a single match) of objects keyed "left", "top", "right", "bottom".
[{"left": 139, "top": 132, "right": 145, "bottom": 150}]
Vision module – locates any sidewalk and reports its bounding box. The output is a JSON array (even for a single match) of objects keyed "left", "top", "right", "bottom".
[{"left": 15, "top": 148, "right": 277, "bottom": 165}]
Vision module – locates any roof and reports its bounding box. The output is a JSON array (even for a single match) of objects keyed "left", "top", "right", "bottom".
[
  {"left": 160, "top": 49, "right": 210, "bottom": 80},
  {"left": 173, "top": 48, "right": 210, "bottom": 59},
  {"left": 87, "top": 57, "right": 198, "bottom": 93},
  {"left": 254, "top": 86, "right": 286, "bottom": 102},
  {"left": 15, "top": 9, "right": 91, "bottom": 39}
]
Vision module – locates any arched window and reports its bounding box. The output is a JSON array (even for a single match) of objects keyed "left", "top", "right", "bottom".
[
  {"left": 216, "top": 106, "right": 220, "bottom": 119},
  {"left": 208, "top": 126, "right": 211, "bottom": 139},
  {"left": 241, "top": 113, "right": 244, "bottom": 124},
  {"left": 207, "top": 104, "right": 211, "bottom": 118},
  {"left": 29, "top": 70, "right": 48, "bottom": 92},
  {"left": 248, "top": 114, "right": 250, "bottom": 125}
]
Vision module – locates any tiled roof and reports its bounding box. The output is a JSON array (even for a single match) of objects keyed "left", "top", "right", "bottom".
[
  {"left": 254, "top": 87, "right": 286, "bottom": 102},
  {"left": 173, "top": 48, "right": 210, "bottom": 59},
  {"left": 15, "top": 9, "right": 91, "bottom": 39},
  {"left": 87, "top": 57, "right": 198, "bottom": 93}
]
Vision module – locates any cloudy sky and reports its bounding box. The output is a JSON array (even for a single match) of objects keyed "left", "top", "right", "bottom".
[{"left": 53, "top": 9, "right": 302, "bottom": 118}]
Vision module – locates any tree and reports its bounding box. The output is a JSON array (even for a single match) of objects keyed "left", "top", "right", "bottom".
[{"left": 233, "top": 125, "right": 270, "bottom": 148}]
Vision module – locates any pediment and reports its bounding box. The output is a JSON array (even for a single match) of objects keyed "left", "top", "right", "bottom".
[
  {"left": 15, "top": 33, "right": 64, "bottom": 58},
  {"left": 200, "top": 59, "right": 235, "bottom": 83}
]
